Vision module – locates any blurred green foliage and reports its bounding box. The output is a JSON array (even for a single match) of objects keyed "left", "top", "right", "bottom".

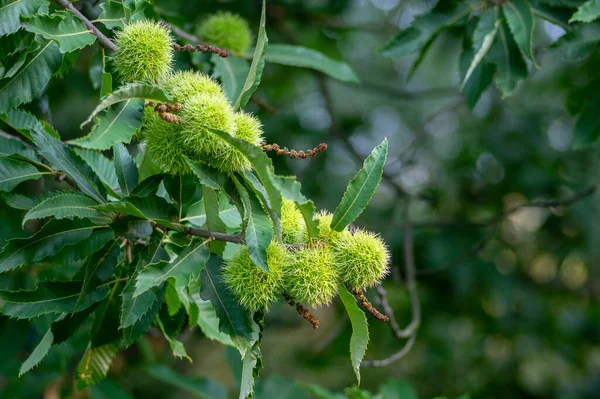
[{"left": 1, "top": 0, "right": 600, "bottom": 398}]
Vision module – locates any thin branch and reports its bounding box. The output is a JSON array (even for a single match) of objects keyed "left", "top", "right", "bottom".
[
  {"left": 54, "top": 0, "right": 117, "bottom": 52},
  {"left": 363, "top": 202, "right": 420, "bottom": 367},
  {"left": 183, "top": 226, "right": 246, "bottom": 245},
  {"left": 262, "top": 142, "right": 328, "bottom": 159},
  {"left": 250, "top": 95, "right": 278, "bottom": 114},
  {"left": 362, "top": 334, "right": 417, "bottom": 367}
]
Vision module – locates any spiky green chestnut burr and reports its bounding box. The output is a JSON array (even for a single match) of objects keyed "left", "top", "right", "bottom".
[
  {"left": 283, "top": 247, "right": 338, "bottom": 307},
  {"left": 161, "top": 70, "right": 224, "bottom": 103},
  {"left": 207, "top": 111, "right": 264, "bottom": 173},
  {"left": 180, "top": 92, "right": 236, "bottom": 157},
  {"left": 113, "top": 20, "right": 174, "bottom": 83},
  {"left": 333, "top": 229, "right": 390, "bottom": 290},
  {"left": 281, "top": 199, "right": 305, "bottom": 244},
  {"left": 302, "top": 210, "right": 345, "bottom": 243},
  {"left": 223, "top": 242, "right": 286, "bottom": 311},
  {"left": 198, "top": 12, "right": 252, "bottom": 55},
  {"left": 142, "top": 108, "right": 189, "bottom": 175}
]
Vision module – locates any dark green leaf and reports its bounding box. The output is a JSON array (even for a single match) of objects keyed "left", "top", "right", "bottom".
[
  {"left": 23, "top": 192, "right": 107, "bottom": 225},
  {"left": 570, "top": 0, "right": 600, "bottom": 22},
  {"left": 0, "top": 219, "right": 98, "bottom": 273},
  {"left": 486, "top": 19, "right": 528, "bottom": 97},
  {"left": 0, "top": 281, "right": 108, "bottom": 318},
  {"left": 185, "top": 157, "right": 226, "bottom": 190},
  {"left": 81, "top": 82, "right": 172, "bottom": 127},
  {"left": 0, "top": 40, "right": 62, "bottom": 114},
  {"left": 75, "top": 240, "right": 120, "bottom": 311},
  {"left": 503, "top": 0, "right": 537, "bottom": 66},
  {"left": 22, "top": 12, "right": 96, "bottom": 53},
  {"left": 234, "top": 0, "right": 268, "bottom": 110},
  {"left": 31, "top": 128, "right": 107, "bottom": 203},
  {"left": 461, "top": 8, "right": 498, "bottom": 91},
  {"left": 134, "top": 238, "right": 210, "bottom": 297},
  {"left": 199, "top": 255, "right": 253, "bottom": 340},
  {"left": 0, "top": 135, "right": 37, "bottom": 159},
  {"left": 382, "top": 2, "right": 480, "bottom": 58},
  {"left": 265, "top": 44, "right": 359, "bottom": 82},
  {"left": 0, "top": 108, "right": 56, "bottom": 141},
  {"left": 0, "top": 0, "right": 48, "bottom": 35},
  {"left": 242, "top": 171, "right": 281, "bottom": 242},
  {"left": 156, "top": 311, "right": 191, "bottom": 361},
  {"left": 338, "top": 286, "right": 369, "bottom": 385},
  {"left": 131, "top": 174, "right": 164, "bottom": 196},
  {"left": 18, "top": 329, "right": 53, "bottom": 376},
  {"left": 74, "top": 148, "right": 119, "bottom": 197},
  {"left": 97, "top": 0, "right": 131, "bottom": 29},
  {"left": 113, "top": 142, "right": 138, "bottom": 196},
  {"left": 163, "top": 174, "right": 196, "bottom": 206},
  {"left": 70, "top": 99, "right": 144, "bottom": 150},
  {"left": 75, "top": 342, "right": 119, "bottom": 389},
  {"left": 330, "top": 139, "right": 387, "bottom": 232},
  {"left": 93, "top": 195, "right": 179, "bottom": 229},
  {"left": 0, "top": 158, "right": 48, "bottom": 192}
]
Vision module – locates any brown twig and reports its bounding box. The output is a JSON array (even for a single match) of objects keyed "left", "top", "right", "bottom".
[
  {"left": 173, "top": 43, "right": 229, "bottom": 57},
  {"left": 54, "top": 0, "right": 117, "bottom": 52},
  {"left": 262, "top": 142, "right": 327, "bottom": 159},
  {"left": 250, "top": 95, "right": 278, "bottom": 114},
  {"left": 353, "top": 288, "right": 389, "bottom": 322},
  {"left": 283, "top": 293, "right": 320, "bottom": 329}
]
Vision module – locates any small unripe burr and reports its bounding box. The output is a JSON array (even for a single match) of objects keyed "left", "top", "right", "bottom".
[{"left": 113, "top": 20, "right": 174, "bottom": 83}]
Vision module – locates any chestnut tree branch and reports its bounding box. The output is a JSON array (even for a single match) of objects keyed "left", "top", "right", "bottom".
[{"left": 54, "top": 0, "right": 118, "bottom": 52}]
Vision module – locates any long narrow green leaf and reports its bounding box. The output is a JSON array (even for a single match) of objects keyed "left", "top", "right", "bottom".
[
  {"left": 233, "top": 176, "right": 272, "bottom": 272},
  {"left": 503, "top": 0, "right": 537, "bottom": 66},
  {"left": 486, "top": 19, "right": 528, "bottom": 97},
  {"left": 23, "top": 192, "right": 106, "bottom": 225},
  {"left": 0, "top": 281, "right": 108, "bottom": 319},
  {"left": 234, "top": 0, "right": 267, "bottom": 110},
  {"left": 0, "top": 109, "right": 56, "bottom": 141},
  {"left": 113, "top": 143, "right": 138, "bottom": 196},
  {"left": 570, "top": 0, "right": 600, "bottom": 23},
  {"left": 74, "top": 148, "right": 119, "bottom": 196},
  {"left": 93, "top": 195, "right": 179, "bottom": 229},
  {"left": 70, "top": 99, "right": 144, "bottom": 150},
  {"left": 199, "top": 256, "right": 253, "bottom": 340},
  {"left": 242, "top": 171, "right": 281, "bottom": 242},
  {"left": 265, "top": 44, "right": 359, "bottom": 82},
  {"left": 338, "top": 286, "right": 369, "bottom": 385},
  {"left": 19, "top": 329, "right": 53, "bottom": 376},
  {"left": 461, "top": 9, "right": 499, "bottom": 90},
  {"left": 31, "top": 128, "right": 107, "bottom": 203},
  {"left": 75, "top": 240, "right": 120, "bottom": 311},
  {"left": 134, "top": 239, "right": 210, "bottom": 297},
  {"left": 75, "top": 342, "right": 119, "bottom": 389},
  {"left": 0, "top": 39, "right": 62, "bottom": 113},
  {"left": 0, "top": 135, "right": 37, "bottom": 159},
  {"left": 0, "top": 158, "right": 47, "bottom": 191},
  {"left": 330, "top": 139, "right": 388, "bottom": 232},
  {"left": 0, "top": 0, "right": 48, "bottom": 35},
  {"left": 202, "top": 185, "right": 227, "bottom": 254},
  {"left": 0, "top": 219, "right": 98, "bottom": 273},
  {"left": 22, "top": 12, "right": 97, "bottom": 53},
  {"left": 185, "top": 157, "right": 226, "bottom": 190},
  {"left": 81, "top": 82, "right": 171, "bottom": 127}
]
